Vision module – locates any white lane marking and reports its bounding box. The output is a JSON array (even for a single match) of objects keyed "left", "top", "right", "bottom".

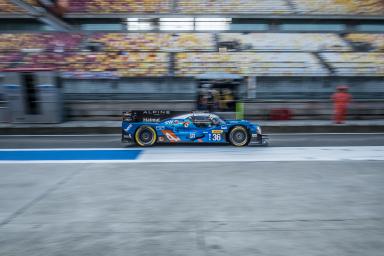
[
  {"left": 138, "top": 146, "right": 384, "bottom": 163},
  {"left": 0, "top": 146, "right": 383, "bottom": 163}
]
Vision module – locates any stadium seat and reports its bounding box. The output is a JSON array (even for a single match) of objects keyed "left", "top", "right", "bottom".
[
  {"left": 2, "top": 0, "right": 382, "bottom": 15},
  {"left": 219, "top": 33, "right": 351, "bottom": 51},
  {"left": 0, "top": 33, "right": 83, "bottom": 52},
  {"left": 175, "top": 52, "right": 329, "bottom": 76},
  {"left": 0, "top": 0, "right": 38, "bottom": 13},
  {"left": 69, "top": 0, "right": 171, "bottom": 13},
  {"left": 0, "top": 0, "right": 25, "bottom": 13},
  {"left": 0, "top": 53, "right": 21, "bottom": 69},
  {"left": 88, "top": 33, "right": 215, "bottom": 51},
  {"left": 1, "top": 32, "right": 383, "bottom": 78},
  {"left": 345, "top": 34, "right": 384, "bottom": 51},
  {"left": 18, "top": 52, "right": 65, "bottom": 69},
  {"left": 320, "top": 52, "right": 384, "bottom": 75},
  {"left": 176, "top": 0, "right": 292, "bottom": 14},
  {"left": 292, "top": 0, "right": 384, "bottom": 15},
  {"left": 63, "top": 52, "right": 168, "bottom": 77},
  {"left": 169, "top": 33, "right": 215, "bottom": 51}
]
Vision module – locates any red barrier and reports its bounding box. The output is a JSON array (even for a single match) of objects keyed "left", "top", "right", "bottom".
[{"left": 270, "top": 109, "right": 293, "bottom": 120}]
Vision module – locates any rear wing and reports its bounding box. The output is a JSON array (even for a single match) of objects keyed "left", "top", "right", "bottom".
[{"left": 122, "top": 110, "right": 184, "bottom": 123}]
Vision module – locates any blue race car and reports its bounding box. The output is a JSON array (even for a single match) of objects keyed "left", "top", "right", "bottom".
[{"left": 121, "top": 110, "right": 268, "bottom": 147}]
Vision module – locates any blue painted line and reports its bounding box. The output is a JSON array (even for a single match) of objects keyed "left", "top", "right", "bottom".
[{"left": 0, "top": 150, "right": 142, "bottom": 161}]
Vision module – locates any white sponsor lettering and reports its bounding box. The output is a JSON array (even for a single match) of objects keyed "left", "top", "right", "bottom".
[
  {"left": 143, "top": 118, "right": 160, "bottom": 122},
  {"left": 124, "top": 124, "right": 133, "bottom": 132}
]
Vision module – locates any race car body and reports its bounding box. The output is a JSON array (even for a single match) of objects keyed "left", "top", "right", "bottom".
[{"left": 121, "top": 110, "right": 268, "bottom": 147}]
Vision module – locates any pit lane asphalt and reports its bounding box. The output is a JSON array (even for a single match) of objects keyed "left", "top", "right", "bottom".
[
  {"left": 0, "top": 133, "right": 383, "bottom": 149},
  {"left": 1, "top": 161, "right": 383, "bottom": 256},
  {"left": 1, "top": 134, "right": 384, "bottom": 255}
]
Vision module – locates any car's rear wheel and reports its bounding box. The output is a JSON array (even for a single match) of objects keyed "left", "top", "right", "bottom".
[
  {"left": 135, "top": 126, "right": 157, "bottom": 147},
  {"left": 229, "top": 126, "right": 249, "bottom": 147}
]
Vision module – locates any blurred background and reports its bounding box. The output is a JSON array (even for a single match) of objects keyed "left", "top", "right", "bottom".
[
  {"left": 1, "top": 2, "right": 384, "bottom": 256},
  {"left": 0, "top": 0, "right": 383, "bottom": 123}
]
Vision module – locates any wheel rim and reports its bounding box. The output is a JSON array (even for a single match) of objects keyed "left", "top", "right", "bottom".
[
  {"left": 140, "top": 129, "right": 153, "bottom": 144},
  {"left": 136, "top": 126, "right": 156, "bottom": 146},
  {"left": 233, "top": 130, "right": 246, "bottom": 144}
]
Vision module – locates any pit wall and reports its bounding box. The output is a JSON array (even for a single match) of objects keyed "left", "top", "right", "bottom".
[
  {"left": 1, "top": 76, "right": 384, "bottom": 121},
  {"left": 61, "top": 76, "right": 384, "bottom": 120},
  {"left": 244, "top": 100, "right": 384, "bottom": 120}
]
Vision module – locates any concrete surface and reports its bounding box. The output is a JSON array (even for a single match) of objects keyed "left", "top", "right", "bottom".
[
  {"left": 0, "top": 146, "right": 383, "bottom": 163},
  {"left": 1, "top": 133, "right": 384, "bottom": 149},
  {"left": 0, "top": 120, "right": 384, "bottom": 134},
  {"left": 0, "top": 161, "right": 383, "bottom": 256}
]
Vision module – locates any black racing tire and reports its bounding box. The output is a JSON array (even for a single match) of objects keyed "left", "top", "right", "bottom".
[
  {"left": 134, "top": 126, "right": 157, "bottom": 147},
  {"left": 228, "top": 126, "right": 250, "bottom": 147}
]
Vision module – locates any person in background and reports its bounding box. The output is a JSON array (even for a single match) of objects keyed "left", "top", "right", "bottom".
[
  {"left": 331, "top": 85, "right": 352, "bottom": 124},
  {"left": 211, "top": 89, "right": 220, "bottom": 111},
  {"left": 223, "top": 89, "right": 235, "bottom": 111},
  {"left": 197, "top": 94, "right": 208, "bottom": 111},
  {"left": 207, "top": 91, "right": 214, "bottom": 112}
]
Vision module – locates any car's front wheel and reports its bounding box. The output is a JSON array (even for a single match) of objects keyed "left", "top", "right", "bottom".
[
  {"left": 228, "top": 126, "right": 250, "bottom": 147},
  {"left": 135, "top": 126, "right": 157, "bottom": 147}
]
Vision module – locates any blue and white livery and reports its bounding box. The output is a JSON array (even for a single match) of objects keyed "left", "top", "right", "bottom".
[{"left": 122, "top": 110, "right": 268, "bottom": 147}]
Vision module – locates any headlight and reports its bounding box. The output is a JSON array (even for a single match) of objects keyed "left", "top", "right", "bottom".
[{"left": 256, "top": 126, "right": 262, "bottom": 135}]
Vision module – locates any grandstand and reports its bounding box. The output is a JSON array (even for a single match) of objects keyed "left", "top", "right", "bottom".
[
  {"left": 320, "top": 52, "right": 384, "bottom": 76},
  {"left": 1, "top": 0, "right": 384, "bottom": 15},
  {"left": 70, "top": 0, "right": 172, "bottom": 13},
  {"left": 0, "top": 0, "right": 36, "bottom": 13},
  {"left": 218, "top": 33, "right": 351, "bottom": 52},
  {"left": 176, "top": 0, "right": 291, "bottom": 14},
  {"left": 63, "top": 52, "right": 168, "bottom": 77},
  {"left": 0, "top": 0, "right": 383, "bottom": 120},
  {"left": 88, "top": 33, "right": 215, "bottom": 51},
  {"left": 0, "top": 33, "right": 83, "bottom": 51},
  {"left": 0, "top": 32, "right": 383, "bottom": 77},
  {"left": 345, "top": 34, "right": 384, "bottom": 51},
  {"left": 292, "top": 0, "right": 384, "bottom": 15},
  {"left": 175, "top": 52, "right": 328, "bottom": 76},
  {"left": 0, "top": 0, "right": 23, "bottom": 12}
]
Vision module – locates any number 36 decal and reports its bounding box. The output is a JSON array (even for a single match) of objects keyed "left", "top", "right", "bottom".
[{"left": 210, "top": 134, "right": 221, "bottom": 141}]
